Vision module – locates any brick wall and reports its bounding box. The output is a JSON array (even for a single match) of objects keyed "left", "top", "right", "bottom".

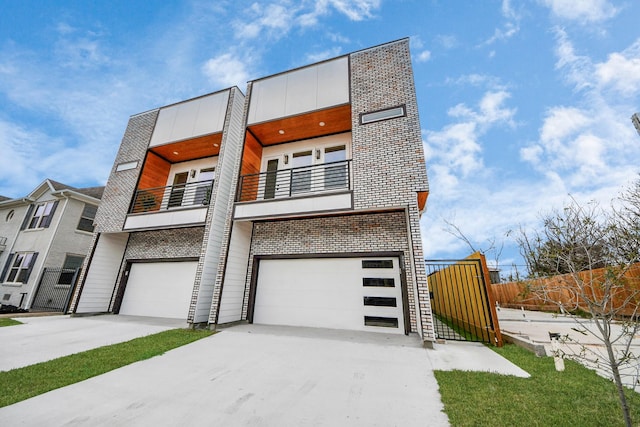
[
  {"left": 348, "top": 39, "right": 434, "bottom": 341},
  {"left": 242, "top": 211, "right": 419, "bottom": 331},
  {"left": 124, "top": 227, "right": 204, "bottom": 260},
  {"left": 350, "top": 39, "right": 429, "bottom": 210},
  {"left": 95, "top": 110, "right": 159, "bottom": 233}
]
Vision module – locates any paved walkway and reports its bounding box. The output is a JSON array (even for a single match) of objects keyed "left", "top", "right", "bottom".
[{"left": 0, "top": 315, "right": 529, "bottom": 426}]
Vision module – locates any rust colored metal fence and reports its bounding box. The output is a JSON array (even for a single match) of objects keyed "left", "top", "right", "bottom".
[{"left": 426, "top": 252, "right": 502, "bottom": 346}]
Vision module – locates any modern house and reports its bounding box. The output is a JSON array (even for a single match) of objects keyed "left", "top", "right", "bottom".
[
  {"left": 70, "top": 38, "right": 436, "bottom": 344},
  {"left": 0, "top": 179, "right": 103, "bottom": 311}
]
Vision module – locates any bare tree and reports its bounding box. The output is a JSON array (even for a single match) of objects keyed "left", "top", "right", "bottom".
[
  {"left": 517, "top": 196, "right": 640, "bottom": 427},
  {"left": 442, "top": 217, "right": 504, "bottom": 268}
]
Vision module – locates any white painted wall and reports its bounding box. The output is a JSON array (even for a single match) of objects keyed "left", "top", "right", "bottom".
[
  {"left": 149, "top": 90, "right": 230, "bottom": 147},
  {"left": 75, "top": 233, "right": 129, "bottom": 313},
  {"left": 119, "top": 261, "right": 197, "bottom": 319},
  {"left": 248, "top": 57, "right": 349, "bottom": 124},
  {"left": 217, "top": 221, "right": 252, "bottom": 324},
  {"left": 234, "top": 192, "right": 352, "bottom": 220},
  {"left": 123, "top": 207, "right": 208, "bottom": 230}
]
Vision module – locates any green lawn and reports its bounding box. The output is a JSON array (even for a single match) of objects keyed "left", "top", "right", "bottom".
[
  {"left": 0, "top": 328, "right": 213, "bottom": 407},
  {"left": 434, "top": 344, "right": 640, "bottom": 427},
  {"left": 0, "top": 318, "right": 22, "bottom": 327}
]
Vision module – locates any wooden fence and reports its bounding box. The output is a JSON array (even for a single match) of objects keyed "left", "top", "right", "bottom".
[
  {"left": 427, "top": 252, "right": 502, "bottom": 346},
  {"left": 491, "top": 263, "right": 640, "bottom": 317}
]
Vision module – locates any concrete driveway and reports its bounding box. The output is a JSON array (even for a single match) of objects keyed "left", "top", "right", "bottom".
[
  {"left": 0, "top": 314, "right": 185, "bottom": 371},
  {"left": 0, "top": 317, "right": 528, "bottom": 426}
]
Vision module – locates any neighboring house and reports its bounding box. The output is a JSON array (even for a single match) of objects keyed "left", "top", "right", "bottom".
[
  {"left": 71, "top": 38, "right": 436, "bottom": 344},
  {"left": 0, "top": 179, "right": 103, "bottom": 311}
]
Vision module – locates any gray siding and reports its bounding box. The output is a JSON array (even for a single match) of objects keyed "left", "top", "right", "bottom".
[{"left": 190, "top": 87, "right": 246, "bottom": 323}]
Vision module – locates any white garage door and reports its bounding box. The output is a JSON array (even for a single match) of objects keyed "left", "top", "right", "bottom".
[
  {"left": 253, "top": 257, "right": 405, "bottom": 334},
  {"left": 119, "top": 261, "right": 197, "bottom": 319}
]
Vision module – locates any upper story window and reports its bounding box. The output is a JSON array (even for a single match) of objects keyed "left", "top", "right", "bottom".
[
  {"left": 23, "top": 201, "right": 59, "bottom": 230},
  {"left": 359, "top": 105, "right": 406, "bottom": 125},
  {"left": 77, "top": 204, "right": 98, "bottom": 232},
  {"left": 0, "top": 252, "right": 38, "bottom": 284}
]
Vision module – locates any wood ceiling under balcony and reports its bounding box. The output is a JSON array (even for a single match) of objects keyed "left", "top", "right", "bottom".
[
  {"left": 150, "top": 132, "right": 222, "bottom": 163},
  {"left": 247, "top": 104, "right": 352, "bottom": 146}
]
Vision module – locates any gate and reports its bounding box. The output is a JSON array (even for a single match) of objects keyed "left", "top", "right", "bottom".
[
  {"left": 30, "top": 267, "right": 80, "bottom": 313},
  {"left": 425, "top": 253, "right": 502, "bottom": 346}
]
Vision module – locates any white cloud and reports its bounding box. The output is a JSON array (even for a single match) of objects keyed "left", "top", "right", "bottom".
[
  {"left": 424, "top": 90, "right": 516, "bottom": 194},
  {"left": 520, "top": 33, "right": 640, "bottom": 195},
  {"left": 305, "top": 47, "right": 343, "bottom": 63},
  {"left": 202, "top": 52, "right": 251, "bottom": 88},
  {"left": 436, "top": 35, "right": 457, "bottom": 49},
  {"left": 415, "top": 50, "right": 431, "bottom": 62},
  {"left": 234, "top": 0, "right": 381, "bottom": 40},
  {"left": 595, "top": 40, "right": 640, "bottom": 96},
  {"left": 540, "top": 0, "right": 619, "bottom": 23}
]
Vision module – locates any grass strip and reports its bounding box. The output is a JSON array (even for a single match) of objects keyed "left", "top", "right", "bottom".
[
  {"left": 0, "top": 318, "right": 22, "bottom": 327},
  {"left": 434, "top": 344, "right": 640, "bottom": 427},
  {"left": 0, "top": 328, "right": 213, "bottom": 407}
]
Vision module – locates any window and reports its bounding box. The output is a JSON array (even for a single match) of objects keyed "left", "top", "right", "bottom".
[
  {"left": 77, "top": 204, "right": 98, "bottom": 232},
  {"left": 6, "top": 210, "right": 14, "bottom": 222},
  {"left": 1, "top": 252, "right": 38, "bottom": 284},
  {"left": 364, "top": 316, "right": 398, "bottom": 328},
  {"left": 291, "top": 151, "right": 313, "bottom": 193},
  {"left": 194, "top": 167, "right": 215, "bottom": 205},
  {"left": 359, "top": 105, "right": 406, "bottom": 125},
  {"left": 363, "top": 277, "right": 396, "bottom": 287},
  {"left": 361, "top": 259, "right": 394, "bottom": 269},
  {"left": 324, "top": 145, "right": 347, "bottom": 189},
  {"left": 363, "top": 296, "right": 397, "bottom": 307},
  {"left": 57, "top": 255, "right": 84, "bottom": 286},
  {"left": 23, "top": 201, "right": 58, "bottom": 229}
]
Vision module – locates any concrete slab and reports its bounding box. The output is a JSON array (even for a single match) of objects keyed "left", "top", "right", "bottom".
[
  {"left": 426, "top": 341, "right": 530, "bottom": 378},
  {"left": 0, "top": 314, "right": 185, "bottom": 371},
  {"left": 497, "top": 307, "right": 640, "bottom": 391},
  {"left": 0, "top": 324, "right": 451, "bottom": 426}
]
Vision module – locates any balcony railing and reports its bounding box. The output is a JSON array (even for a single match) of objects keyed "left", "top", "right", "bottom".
[
  {"left": 236, "top": 160, "right": 351, "bottom": 202},
  {"left": 129, "top": 180, "right": 214, "bottom": 214}
]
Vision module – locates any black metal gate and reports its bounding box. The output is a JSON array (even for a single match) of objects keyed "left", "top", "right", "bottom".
[
  {"left": 30, "top": 267, "right": 80, "bottom": 312},
  {"left": 426, "top": 258, "right": 501, "bottom": 345}
]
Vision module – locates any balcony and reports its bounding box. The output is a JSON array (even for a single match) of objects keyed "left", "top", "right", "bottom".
[
  {"left": 123, "top": 180, "right": 213, "bottom": 230},
  {"left": 234, "top": 160, "right": 353, "bottom": 220}
]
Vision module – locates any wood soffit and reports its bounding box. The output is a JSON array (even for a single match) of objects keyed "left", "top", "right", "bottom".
[
  {"left": 150, "top": 133, "right": 222, "bottom": 162},
  {"left": 247, "top": 104, "right": 352, "bottom": 146}
]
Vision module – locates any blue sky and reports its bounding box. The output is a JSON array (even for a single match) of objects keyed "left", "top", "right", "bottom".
[{"left": 1, "top": 1, "right": 639, "bottom": 273}]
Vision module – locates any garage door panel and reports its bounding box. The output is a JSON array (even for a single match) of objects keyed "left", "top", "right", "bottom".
[
  {"left": 254, "top": 257, "right": 405, "bottom": 334},
  {"left": 119, "top": 261, "right": 197, "bottom": 319}
]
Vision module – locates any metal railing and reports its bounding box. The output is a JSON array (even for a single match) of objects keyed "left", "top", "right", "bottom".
[
  {"left": 129, "top": 180, "right": 214, "bottom": 214},
  {"left": 236, "top": 160, "right": 351, "bottom": 202}
]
